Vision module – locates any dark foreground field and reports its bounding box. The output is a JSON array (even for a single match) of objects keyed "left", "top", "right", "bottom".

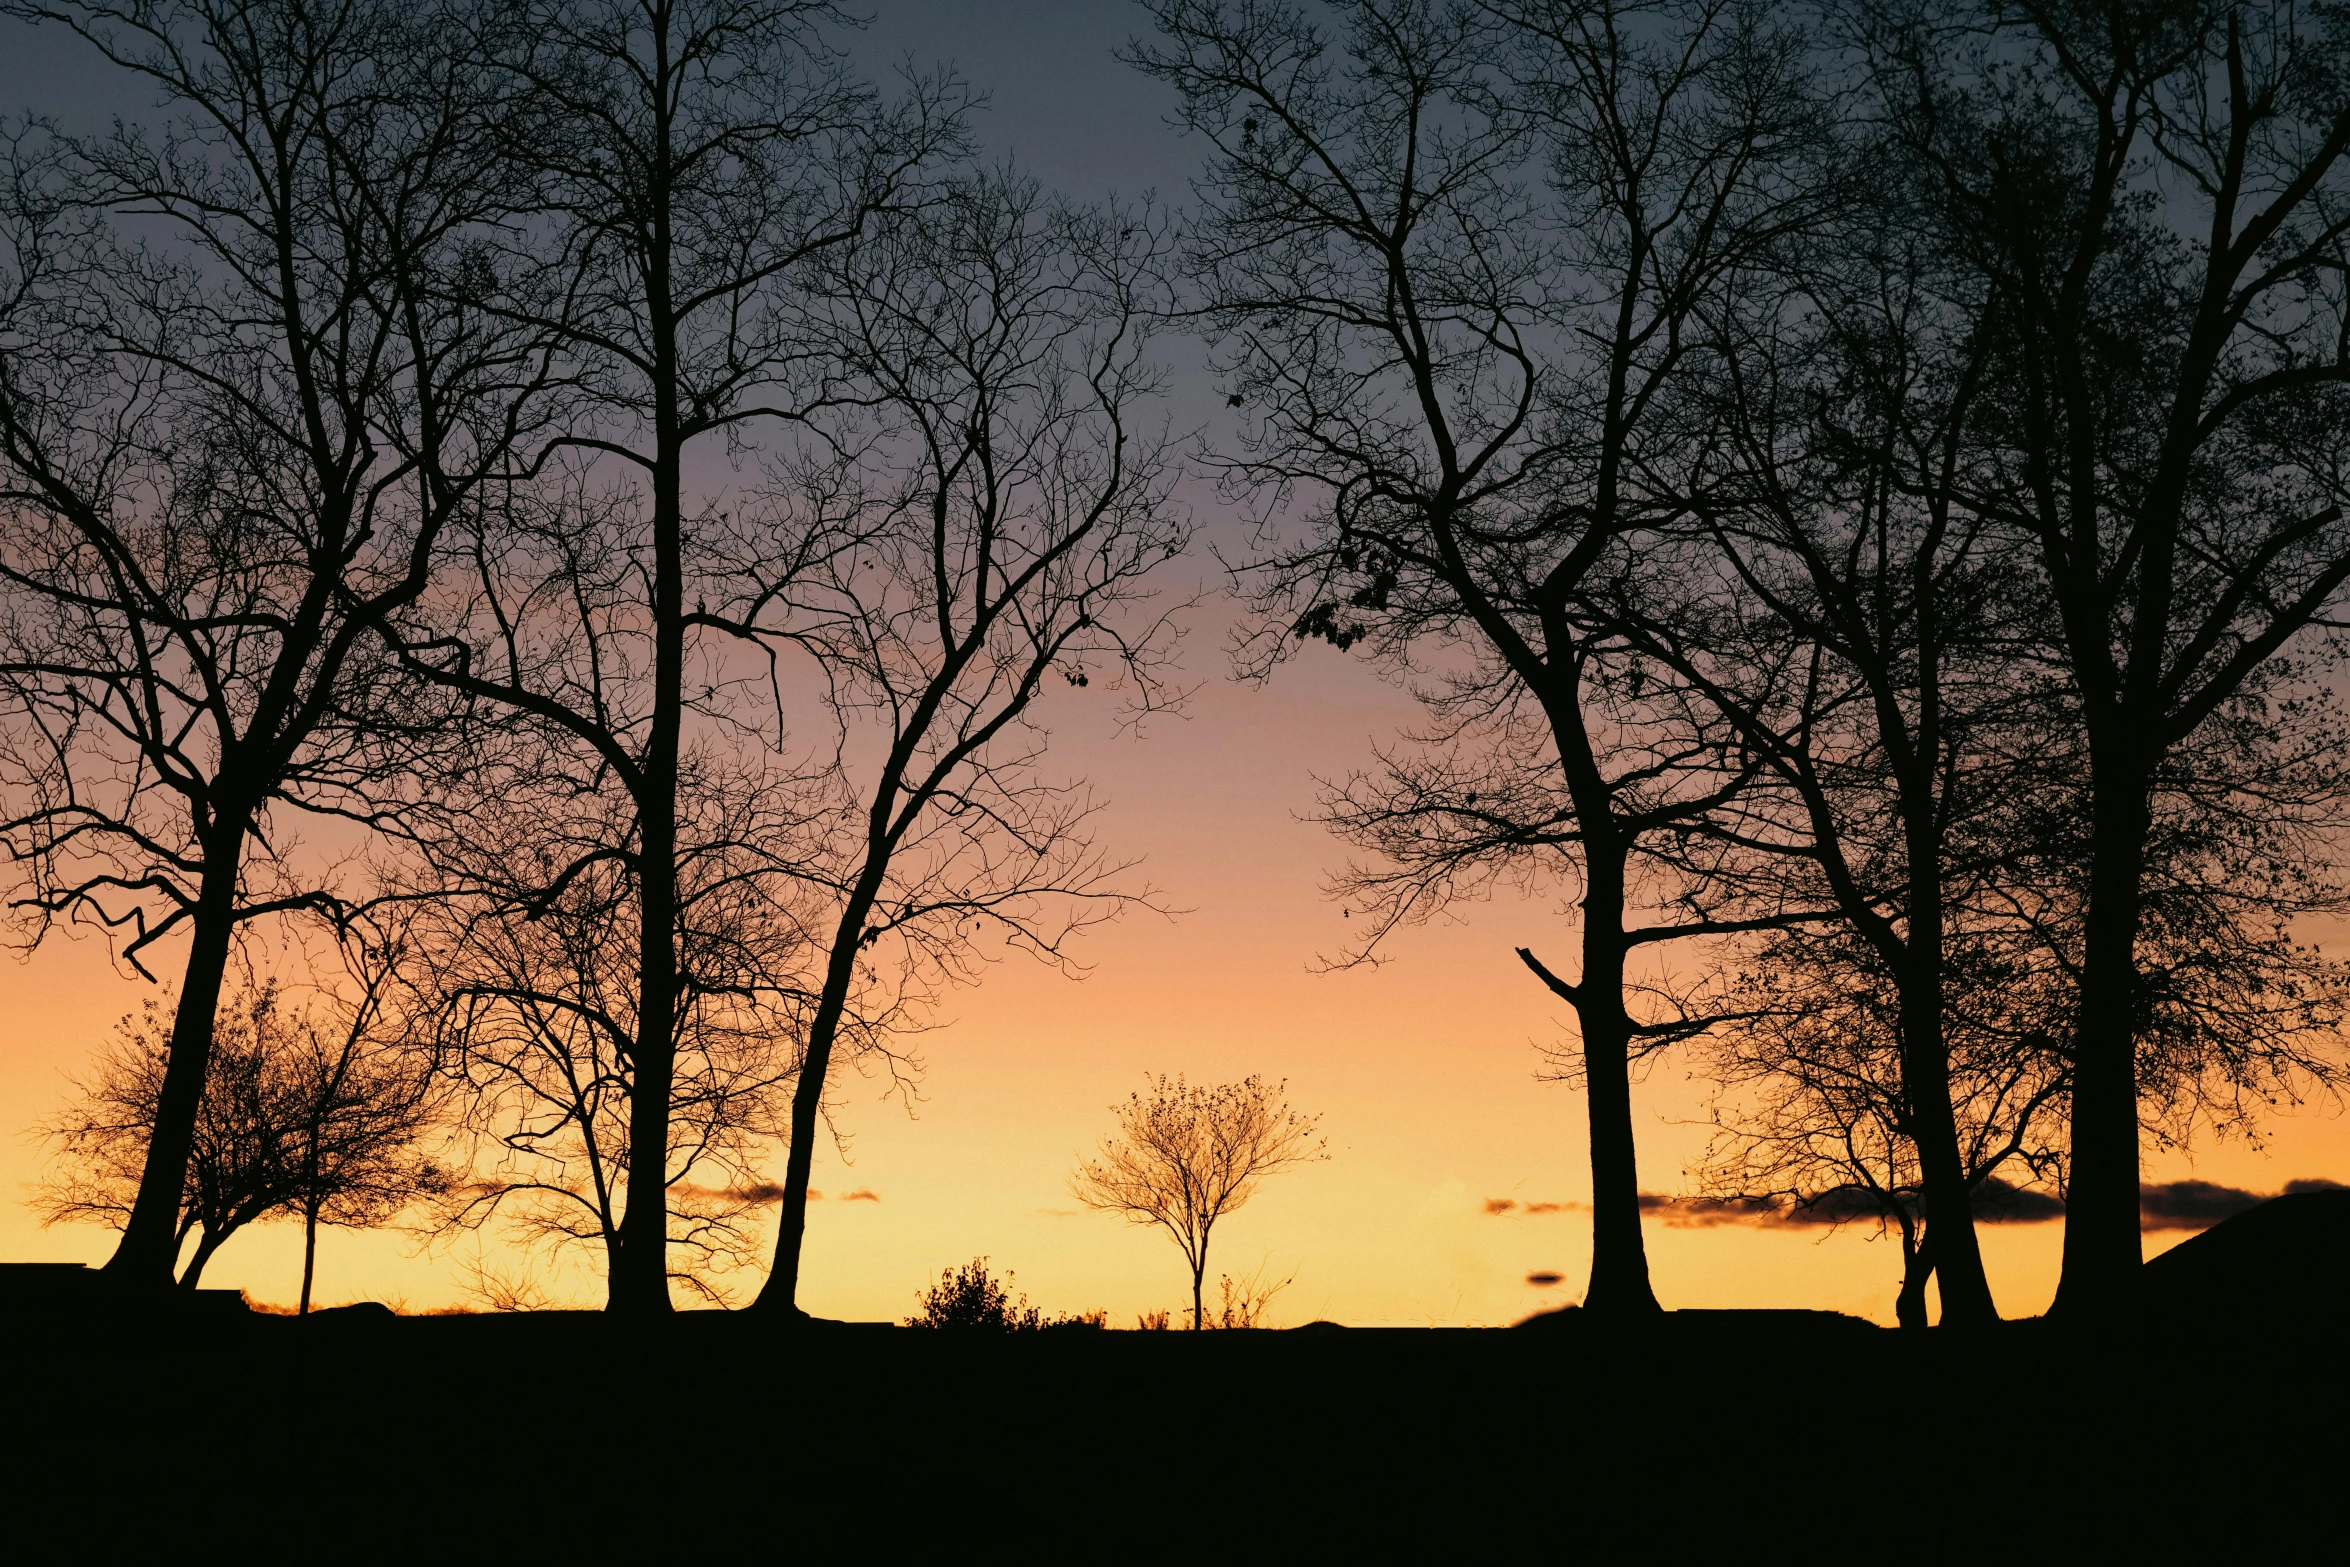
[
  {"left": 7, "top": 1197, "right": 2346, "bottom": 1557},
  {"left": 4, "top": 1302, "right": 2339, "bottom": 1556}
]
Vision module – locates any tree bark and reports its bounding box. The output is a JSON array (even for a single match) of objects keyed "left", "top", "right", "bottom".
[
  {"left": 1520, "top": 843, "right": 1661, "bottom": 1316},
  {"left": 1898, "top": 889, "right": 1997, "bottom": 1326},
  {"left": 753, "top": 870, "right": 880, "bottom": 1317},
  {"left": 104, "top": 818, "right": 248, "bottom": 1289},
  {"left": 608, "top": 54, "right": 684, "bottom": 1317},
  {"left": 1895, "top": 1226, "right": 1936, "bottom": 1330},
  {"left": 176, "top": 1229, "right": 226, "bottom": 1290},
  {"left": 1571, "top": 907, "right": 1660, "bottom": 1318},
  {"left": 1538, "top": 665, "right": 1663, "bottom": 1320},
  {"left": 2051, "top": 777, "right": 2152, "bottom": 1319},
  {"left": 300, "top": 1196, "right": 320, "bottom": 1316}
]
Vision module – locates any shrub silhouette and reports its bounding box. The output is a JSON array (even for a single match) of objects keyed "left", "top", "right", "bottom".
[{"left": 907, "top": 1258, "right": 1104, "bottom": 1331}]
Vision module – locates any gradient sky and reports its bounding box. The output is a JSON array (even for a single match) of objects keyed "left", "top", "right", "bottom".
[{"left": 2, "top": 1, "right": 2344, "bottom": 1326}]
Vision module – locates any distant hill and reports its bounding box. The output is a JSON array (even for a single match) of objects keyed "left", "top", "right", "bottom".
[{"left": 2141, "top": 1188, "right": 2350, "bottom": 1324}]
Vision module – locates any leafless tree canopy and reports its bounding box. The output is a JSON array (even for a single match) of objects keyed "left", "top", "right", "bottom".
[{"left": 1073, "top": 1074, "right": 1323, "bottom": 1330}]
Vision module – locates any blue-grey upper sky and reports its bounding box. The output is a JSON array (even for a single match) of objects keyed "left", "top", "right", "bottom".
[
  {"left": 856, "top": 1, "right": 1194, "bottom": 199},
  {"left": 2, "top": 2, "right": 1198, "bottom": 199}
]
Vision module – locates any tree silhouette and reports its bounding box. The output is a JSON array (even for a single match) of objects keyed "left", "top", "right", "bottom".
[
  {"left": 1851, "top": 0, "right": 2350, "bottom": 1316},
  {"left": 412, "top": 811, "right": 811, "bottom": 1307},
  {"left": 386, "top": 0, "right": 971, "bottom": 1314},
  {"left": 1073, "top": 1074, "right": 1323, "bottom": 1331},
  {"left": 747, "top": 173, "right": 1191, "bottom": 1317},
  {"left": 1137, "top": 0, "right": 1830, "bottom": 1317},
  {"left": 0, "top": 0, "right": 546, "bottom": 1287},
  {"left": 34, "top": 972, "right": 441, "bottom": 1293}
]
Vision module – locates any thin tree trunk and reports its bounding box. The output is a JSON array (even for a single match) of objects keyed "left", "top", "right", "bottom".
[
  {"left": 300, "top": 1196, "right": 320, "bottom": 1316},
  {"left": 1895, "top": 1226, "right": 1935, "bottom": 1330},
  {"left": 105, "top": 820, "right": 247, "bottom": 1288},
  {"left": 1899, "top": 898, "right": 1996, "bottom": 1326},
  {"left": 755, "top": 886, "right": 874, "bottom": 1316},
  {"left": 1192, "top": 1258, "right": 1206, "bottom": 1331},
  {"left": 2052, "top": 781, "right": 2152, "bottom": 1319},
  {"left": 177, "top": 1230, "right": 225, "bottom": 1290},
  {"left": 609, "top": 83, "right": 684, "bottom": 1316},
  {"left": 756, "top": 804, "right": 900, "bottom": 1315}
]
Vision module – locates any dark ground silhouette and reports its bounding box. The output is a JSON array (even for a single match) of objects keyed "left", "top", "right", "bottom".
[{"left": 3, "top": 1194, "right": 2342, "bottom": 1553}]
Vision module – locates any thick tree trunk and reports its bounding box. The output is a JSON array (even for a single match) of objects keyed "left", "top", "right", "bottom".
[
  {"left": 606, "top": 22, "right": 689, "bottom": 1318},
  {"left": 105, "top": 821, "right": 247, "bottom": 1289},
  {"left": 1571, "top": 846, "right": 1662, "bottom": 1319},
  {"left": 2052, "top": 784, "right": 2152, "bottom": 1320}
]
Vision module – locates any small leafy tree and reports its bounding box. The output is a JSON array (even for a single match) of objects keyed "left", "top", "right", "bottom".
[
  {"left": 33, "top": 978, "right": 440, "bottom": 1291},
  {"left": 1072, "top": 1074, "right": 1324, "bottom": 1330},
  {"left": 906, "top": 1257, "right": 1044, "bottom": 1331}
]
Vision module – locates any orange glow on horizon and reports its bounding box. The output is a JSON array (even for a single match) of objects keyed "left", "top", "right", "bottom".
[{"left": 5, "top": 644, "right": 2343, "bottom": 1326}]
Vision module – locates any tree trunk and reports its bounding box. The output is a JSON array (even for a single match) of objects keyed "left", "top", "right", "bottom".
[
  {"left": 609, "top": 121, "right": 685, "bottom": 1315},
  {"left": 753, "top": 910, "right": 867, "bottom": 1317},
  {"left": 105, "top": 819, "right": 247, "bottom": 1289},
  {"left": 1895, "top": 1226, "right": 1936, "bottom": 1330},
  {"left": 1898, "top": 913, "right": 1997, "bottom": 1326},
  {"left": 1572, "top": 843, "right": 1662, "bottom": 1319},
  {"left": 1192, "top": 1257, "right": 1206, "bottom": 1331},
  {"left": 2052, "top": 781, "right": 2152, "bottom": 1320},
  {"left": 177, "top": 1229, "right": 225, "bottom": 1290},
  {"left": 300, "top": 1196, "right": 320, "bottom": 1316},
  {"left": 755, "top": 841, "right": 892, "bottom": 1316}
]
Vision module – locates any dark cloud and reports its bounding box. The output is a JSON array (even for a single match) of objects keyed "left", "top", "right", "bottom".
[
  {"left": 673, "top": 1182, "right": 790, "bottom": 1204},
  {"left": 1779, "top": 1187, "right": 1895, "bottom": 1226},
  {"left": 2138, "top": 1179, "right": 2266, "bottom": 1229},
  {"left": 840, "top": 1189, "right": 880, "bottom": 1202},
  {"left": 1629, "top": 1177, "right": 2070, "bottom": 1230},
  {"left": 1525, "top": 1272, "right": 1565, "bottom": 1287},
  {"left": 1971, "top": 1176, "right": 2067, "bottom": 1223},
  {"left": 1500, "top": 1176, "right": 2340, "bottom": 1235},
  {"left": 1637, "top": 1192, "right": 1779, "bottom": 1228}
]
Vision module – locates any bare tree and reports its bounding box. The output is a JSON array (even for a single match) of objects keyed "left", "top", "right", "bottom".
[
  {"left": 32, "top": 971, "right": 440, "bottom": 1293},
  {"left": 1593, "top": 196, "right": 2061, "bottom": 1323},
  {"left": 412, "top": 785, "right": 817, "bottom": 1306},
  {"left": 385, "top": 0, "right": 969, "bottom": 1314},
  {"left": 1072, "top": 1074, "right": 1323, "bottom": 1331},
  {"left": 1694, "top": 921, "right": 2072, "bottom": 1327},
  {"left": 0, "top": 0, "right": 547, "bottom": 1286},
  {"left": 281, "top": 921, "right": 448, "bottom": 1315},
  {"left": 1133, "top": 0, "right": 1830, "bottom": 1315},
  {"left": 745, "top": 172, "right": 1193, "bottom": 1316},
  {"left": 1856, "top": 0, "right": 2350, "bottom": 1317}
]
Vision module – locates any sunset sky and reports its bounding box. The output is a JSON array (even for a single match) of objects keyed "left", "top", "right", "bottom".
[{"left": 3, "top": 0, "right": 2344, "bottom": 1327}]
